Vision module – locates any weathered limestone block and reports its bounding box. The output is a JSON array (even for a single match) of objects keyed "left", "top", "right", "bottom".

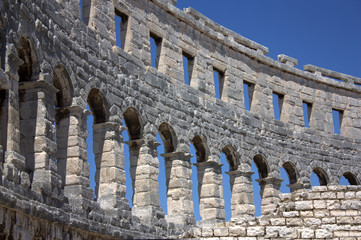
[
  {"left": 196, "top": 160, "right": 225, "bottom": 225},
  {"left": 93, "top": 122, "right": 130, "bottom": 214},
  {"left": 228, "top": 170, "right": 255, "bottom": 218},
  {"left": 162, "top": 151, "right": 195, "bottom": 228},
  {"left": 19, "top": 81, "right": 61, "bottom": 196},
  {"left": 257, "top": 177, "right": 283, "bottom": 215},
  {"left": 61, "top": 106, "right": 94, "bottom": 205}
]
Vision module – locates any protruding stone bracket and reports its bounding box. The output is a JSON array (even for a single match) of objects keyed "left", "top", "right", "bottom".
[{"left": 277, "top": 54, "right": 298, "bottom": 67}]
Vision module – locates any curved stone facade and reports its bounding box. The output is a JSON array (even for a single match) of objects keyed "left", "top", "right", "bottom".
[{"left": 0, "top": 0, "right": 360, "bottom": 239}]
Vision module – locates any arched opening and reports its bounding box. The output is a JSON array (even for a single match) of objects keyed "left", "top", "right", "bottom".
[
  {"left": 123, "top": 107, "right": 143, "bottom": 207},
  {"left": 221, "top": 145, "right": 238, "bottom": 221},
  {"left": 251, "top": 154, "right": 269, "bottom": 216},
  {"left": 17, "top": 37, "right": 39, "bottom": 183},
  {"left": 280, "top": 162, "right": 299, "bottom": 193},
  {"left": 17, "top": 37, "right": 38, "bottom": 82},
  {"left": 157, "top": 122, "right": 178, "bottom": 216},
  {"left": 311, "top": 167, "right": 329, "bottom": 187},
  {"left": 191, "top": 135, "right": 209, "bottom": 222},
  {"left": 341, "top": 172, "right": 359, "bottom": 185},
  {"left": 86, "top": 89, "right": 108, "bottom": 200},
  {"left": 53, "top": 65, "right": 73, "bottom": 189}
]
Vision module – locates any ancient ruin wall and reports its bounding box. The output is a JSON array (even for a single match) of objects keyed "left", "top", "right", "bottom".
[{"left": 0, "top": 0, "right": 360, "bottom": 239}]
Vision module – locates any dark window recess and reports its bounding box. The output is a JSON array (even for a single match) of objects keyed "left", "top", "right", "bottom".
[
  {"left": 243, "top": 81, "right": 255, "bottom": 111},
  {"left": 182, "top": 51, "right": 194, "bottom": 85},
  {"left": 115, "top": 10, "right": 129, "bottom": 49},
  {"left": 150, "top": 33, "right": 162, "bottom": 69},
  {"left": 213, "top": 68, "right": 224, "bottom": 99}
]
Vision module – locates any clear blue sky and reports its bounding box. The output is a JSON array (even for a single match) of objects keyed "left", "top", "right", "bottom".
[
  {"left": 86, "top": 0, "right": 358, "bottom": 223},
  {"left": 175, "top": 0, "right": 361, "bottom": 79}
]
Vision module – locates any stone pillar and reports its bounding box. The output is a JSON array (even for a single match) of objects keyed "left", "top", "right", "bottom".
[
  {"left": 93, "top": 122, "right": 130, "bottom": 215},
  {"left": 162, "top": 151, "right": 195, "bottom": 228},
  {"left": 18, "top": 81, "right": 61, "bottom": 196},
  {"left": 3, "top": 47, "right": 29, "bottom": 187},
  {"left": 62, "top": 106, "right": 94, "bottom": 206},
  {"left": 257, "top": 177, "right": 283, "bottom": 215},
  {"left": 228, "top": 170, "right": 255, "bottom": 218},
  {"left": 196, "top": 161, "right": 225, "bottom": 225},
  {"left": 127, "top": 136, "right": 164, "bottom": 223}
]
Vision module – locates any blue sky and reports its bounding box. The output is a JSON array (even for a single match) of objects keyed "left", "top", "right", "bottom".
[
  {"left": 86, "top": 0, "right": 359, "bottom": 223},
  {"left": 175, "top": 0, "right": 361, "bottom": 79}
]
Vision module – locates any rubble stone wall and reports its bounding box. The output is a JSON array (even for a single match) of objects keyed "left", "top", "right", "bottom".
[{"left": 0, "top": 0, "right": 360, "bottom": 239}]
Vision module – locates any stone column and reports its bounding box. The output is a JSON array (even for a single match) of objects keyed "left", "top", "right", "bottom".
[
  {"left": 3, "top": 47, "right": 28, "bottom": 187},
  {"left": 128, "top": 136, "right": 164, "bottom": 223},
  {"left": 162, "top": 151, "right": 195, "bottom": 229},
  {"left": 93, "top": 122, "right": 130, "bottom": 215},
  {"left": 18, "top": 81, "right": 61, "bottom": 196},
  {"left": 257, "top": 177, "right": 283, "bottom": 215},
  {"left": 61, "top": 106, "right": 94, "bottom": 206},
  {"left": 196, "top": 161, "right": 225, "bottom": 225},
  {"left": 228, "top": 170, "right": 255, "bottom": 218}
]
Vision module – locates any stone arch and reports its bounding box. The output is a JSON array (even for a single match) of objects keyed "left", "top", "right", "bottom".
[
  {"left": 17, "top": 36, "right": 39, "bottom": 82},
  {"left": 52, "top": 65, "right": 74, "bottom": 189},
  {"left": 282, "top": 161, "right": 299, "bottom": 185},
  {"left": 158, "top": 122, "right": 178, "bottom": 153},
  {"left": 221, "top": 144, "right": 239, "bottom": 171},
  {"left": 53, "top": 65, "right": 73, "bottom": 108},
  {"left": 312, "top": 167, "right": 330, "bottom": 186},
  {"left": 253, "top": 154, "right": 269, "bottom": 179},
  {"left": 123, "top": 107, "right": 143, "bottom": 140},
  {"left": 191, "top": 135, "right": 210, "bottom": 163},
  {"left": 87, "top": 88, "right": 108, "bottom": 124},
  {"left": 342, "top": 171, "right": 359, "bottom": 185}
]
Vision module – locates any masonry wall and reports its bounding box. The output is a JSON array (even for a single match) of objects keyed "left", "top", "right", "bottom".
[{"left": 0, "top": 0, "right": 360, "bottom": 239}]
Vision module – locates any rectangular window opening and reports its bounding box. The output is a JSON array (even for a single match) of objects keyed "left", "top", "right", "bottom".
[
  {"left": 213, "top": 68, "right": 224, "bottom": 99},
  {"left": 272, "top": 92, "right": 284, "bottom": 120},
  {"left": 115, "top": 10, "right": 129, "bottom": 49},
  {"left": 182, "top": 51, "right": 194, "bottom": 86},
  {"left": 150, "top": 33, "right": 162, "bottom": 69},
  {"left": 332, "top": 109, "right": 343, "bottom": 135},
  {"left": 243, "top": 81, "right": 255, "bottom": 111},
  {"left": 302, "top": 101, "right": 312, "bottom": 128},
  {"left": 81, "top": 0, "right": 91, "bottom": 25}
]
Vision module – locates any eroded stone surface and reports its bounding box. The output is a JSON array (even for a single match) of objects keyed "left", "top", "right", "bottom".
[{"left": 0, "top": 0, "right": 360, "bottom": 239}]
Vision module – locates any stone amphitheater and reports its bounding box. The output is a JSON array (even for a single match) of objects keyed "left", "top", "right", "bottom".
[{"left": 0, "top": 0, "right": 360, "bottom": 239}]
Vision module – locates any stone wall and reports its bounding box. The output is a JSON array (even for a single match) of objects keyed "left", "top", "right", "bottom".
[
  {"left": 184, "top": 186, "right": 361, "bottom": 239},
  {"left": 0, "top": 0, "right": 360, "bottom": 239}
]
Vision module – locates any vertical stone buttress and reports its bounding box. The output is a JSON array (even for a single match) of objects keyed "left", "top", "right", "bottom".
[
  {"left": 19, "top": 80, "right": 61, "bottom": 196},
  {"left": 162, "top": 151, "right": 195, "bottom": 228},
  {"left": 93, "top": 121, "right": 130, "bottom": 216},
  {"left": 196, "top": 160, "right": 225, "bottom": 225},
  {"left": 3, "top": 45, "right": 29, "bottom": 187},
  {"left": 228, "top": 170, "right": 255, "bottom": 218},
  {"left": 62, "top": 106, "right": 94, "bottom": 206},
  {"left": 126, "top": 134, "right": 164, "bottom": 223},
  {"left": 257, "top": 177, "right": 282, "bottom": 215}
]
